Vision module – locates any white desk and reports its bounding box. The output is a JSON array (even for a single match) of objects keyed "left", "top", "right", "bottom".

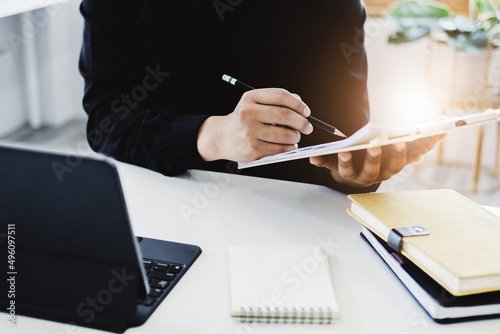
[{"left": 3, "top": 162, "right": 500, "bottom": 333}]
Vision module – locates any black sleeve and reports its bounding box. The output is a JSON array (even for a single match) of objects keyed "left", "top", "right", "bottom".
[
  {"left": 79, "top": 0, "right": 225, "bottom": 176},
  {"left": 238, "top": 0, "right": 379, "bottom": 194},
  {"left": 79, "top": 0, "right": 376, "bottom": 194}
]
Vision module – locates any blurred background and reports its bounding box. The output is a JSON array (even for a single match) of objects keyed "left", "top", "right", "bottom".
[{"left": 0, "top": 0, "right": 498, "bottom": 205}]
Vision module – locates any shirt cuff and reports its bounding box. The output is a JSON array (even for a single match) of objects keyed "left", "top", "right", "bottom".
[{"left": 166, "top": 114, "right": 229, "bottom": 173}]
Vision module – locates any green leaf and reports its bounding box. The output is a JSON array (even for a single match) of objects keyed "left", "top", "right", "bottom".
[
  {"left": 471, "top": 0, "right": 497, "bottom": 19},
  {"left": 387, "top": 0, "right": 451, "bottom": 19},
  {"left": 388, "top": 26, "right": 431, "bottom": 43},
  {"left": 386, "top": 0, "right": 500, "bottom": 48}
]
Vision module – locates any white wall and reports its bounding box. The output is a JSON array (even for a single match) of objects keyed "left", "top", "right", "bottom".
[
  {"left": 364, "top": 18, "right": 441, "bottom": 126},
  {"left": 0, "top": 0, "right": 84, "bottom": 137},
  {"left": 0, "top": 15, "right": 28, "bottom": 137},
  {"left": 37, "top": 0, "right": 85, "bottom": 126},
  {"left": 364, "top": 17, "right": 498, "bottom": 176}
]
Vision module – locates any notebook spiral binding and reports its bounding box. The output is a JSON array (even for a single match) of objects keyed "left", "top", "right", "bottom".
[{"left": 238, "top": 306, "right": 333, "bottom": 324}]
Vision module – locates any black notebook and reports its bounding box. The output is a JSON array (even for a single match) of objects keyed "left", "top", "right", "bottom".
[
  {"left": 360, "top": 227, "right": 500, "bottom": 323},
  {"left": 0, "top": 144, "right": 201, "bottom": 333}
]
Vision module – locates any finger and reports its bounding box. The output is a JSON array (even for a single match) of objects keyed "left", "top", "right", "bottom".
[
  {"left": 245, "top": 88, "right": 311, "bottom": 117},
  {"left": 243, "top": 141, "right": 297, "bottom": 162},
  {"left": 407, "top": 134, "right": 444, "bottom": 163},
  {"left": 252, "top": 104, "right": 313, "bottom": 134},
  {"left": 256, "top": 123, "right": 301, "bottom": 145},
  {"left": 356, "top": 147, "right": 382, "bottom": 184},
  {"left": 310, "top": 155, "right": 324, "bottom": 166},
  {"left": 380, "top": 142, "right": 406, "bottom": 180},
  {"left": 336, "top": 151, "right": 358, "bottom": 180},
  {"left": 310, "top": 154, "right": 338, "bottom": 169},
  {"left": 430, "top": 133, "right": 447, "bottom": 142},
  {"left": 409, "top": 134, "right": 445, "bottom": 151}
]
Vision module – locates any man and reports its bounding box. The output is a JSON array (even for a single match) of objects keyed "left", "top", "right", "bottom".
[{"left": 79, "top": 0, "right": 443, "bottom": 193}]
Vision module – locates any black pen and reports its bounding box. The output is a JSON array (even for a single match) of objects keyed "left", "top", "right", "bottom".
[{"left": 222, "top": 74, "right": 347, "bottom": 138}]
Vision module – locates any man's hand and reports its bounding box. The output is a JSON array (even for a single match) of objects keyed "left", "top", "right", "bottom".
[
  {"left": 309, "top": 134, "right": 446, "bottom": 188},
  {"left": 197, "top": 88, "right": 313, "bottom": 162}
]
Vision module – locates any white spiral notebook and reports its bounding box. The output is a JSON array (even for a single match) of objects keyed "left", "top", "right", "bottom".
[{"left": 229, "top": 245, "right": 340, "bottom": 324}]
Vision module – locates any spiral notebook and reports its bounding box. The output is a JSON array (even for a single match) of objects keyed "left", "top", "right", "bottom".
[{"left": 229, "top": 245, "right": 339, "bottom": 324}]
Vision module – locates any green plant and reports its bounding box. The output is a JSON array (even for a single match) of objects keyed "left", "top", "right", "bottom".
[{"left": 387, "top": 0, "right": 500, "bottom": 50}]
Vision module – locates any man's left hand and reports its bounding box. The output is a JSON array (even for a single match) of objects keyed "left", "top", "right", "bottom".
[{"left": 309, "top": 134, "right": 446, "bottom": 188}]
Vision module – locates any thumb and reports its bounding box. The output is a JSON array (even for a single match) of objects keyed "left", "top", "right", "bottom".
[{"left": 310, "top": 156, "right": 325, "bottom": 167}]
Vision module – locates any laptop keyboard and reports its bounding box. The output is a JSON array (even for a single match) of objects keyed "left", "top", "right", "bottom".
[{"left": 138, "top": 259, "right": 185, "bottom": 307}]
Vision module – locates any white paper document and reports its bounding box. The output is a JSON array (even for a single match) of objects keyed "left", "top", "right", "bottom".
[{"left": 238, "top": 109, "right": 500, "bottom": 169}]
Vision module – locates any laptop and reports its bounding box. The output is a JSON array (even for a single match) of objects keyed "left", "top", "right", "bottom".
[{"left": 0, "top": 143, "right": 201, "bottom": 333}]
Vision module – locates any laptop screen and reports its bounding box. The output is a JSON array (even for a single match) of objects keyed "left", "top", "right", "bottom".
[{"left": 0, "top": 144, "right": 146, "bottom": 330}]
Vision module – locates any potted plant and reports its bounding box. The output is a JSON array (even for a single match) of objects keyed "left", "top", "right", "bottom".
[
  {"left": 385, "top": 0, "right": 500, "bottom": 112},
  {"left": 384, "top": 0, "right": 500, "bottom": 194},
  {"left": 387, "top": 0, "right": 500, "bottom": 49}
]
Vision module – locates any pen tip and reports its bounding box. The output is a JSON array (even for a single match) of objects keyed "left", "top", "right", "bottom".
[{"left": 335, "top": 129, "right": 347, "bottom": 138}]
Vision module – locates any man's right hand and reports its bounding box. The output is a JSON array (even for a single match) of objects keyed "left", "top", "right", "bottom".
[{"left": 197, "top": 88, "right": 313, "bottom": 162}]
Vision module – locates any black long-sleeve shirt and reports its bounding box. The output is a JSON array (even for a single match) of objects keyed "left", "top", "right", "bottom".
[{"left": 79, "top": 0, "right": 373, "bottom": 192}]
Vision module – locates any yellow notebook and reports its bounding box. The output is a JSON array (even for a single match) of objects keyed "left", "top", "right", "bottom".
[{"left": 347, "top": 189, "right": 500, "bottom": 296}]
